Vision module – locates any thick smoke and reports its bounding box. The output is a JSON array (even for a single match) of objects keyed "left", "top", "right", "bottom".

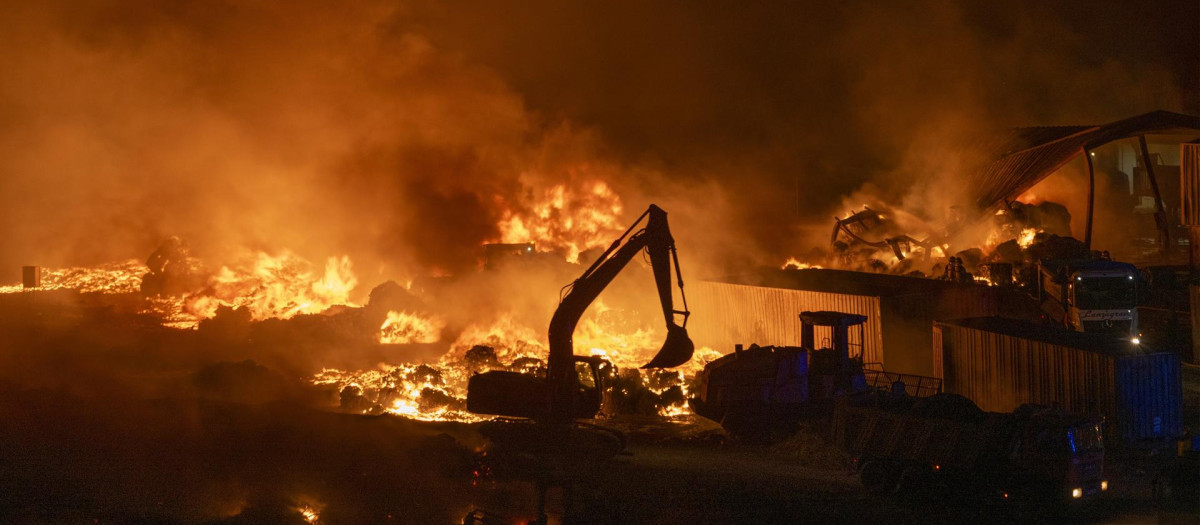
[
  {"left": 0, "top": 1, "right": 1195, "bottom": 521},
  {"left": 1, "top": 1, "right": 1194, "bottom": 282}
]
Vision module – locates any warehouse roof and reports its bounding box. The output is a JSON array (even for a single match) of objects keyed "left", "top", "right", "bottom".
[
  {"left": 707, "top": 268, "right": 978, "bottom": 297},
  {"left": 936, "top": 316, "right": 1148, "bottom": 356},
  {"left": 967, "top": 110, "right": 1200, "bottom": 210}
]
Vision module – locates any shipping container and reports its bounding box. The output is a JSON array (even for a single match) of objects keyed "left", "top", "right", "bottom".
[
  {"left": 934, "top": 317, "right": 1184, "bottom": 445},
  {"left": 690, "top": 269, "right": 1007, "bottom": 376}
]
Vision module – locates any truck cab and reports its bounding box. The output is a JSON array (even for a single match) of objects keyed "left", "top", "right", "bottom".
[
  {"left": 1038, "top": 259, "right": 1139, "bottom": 340},
  {"left": 1014, "top": 412, "right": 1107, "bottom": 503}
]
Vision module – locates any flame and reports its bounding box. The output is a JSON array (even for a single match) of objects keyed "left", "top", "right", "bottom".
[
  {"left": 312, "top": 363, "right": 486, "bottom": 423},
  {"left": 295, "top": 504, "right": 321, "bottom": 524},
  {"left": 1017, "top": 228, "right": 1041, "bottom": 248},
  {"left": 380, "top": 310, "right": 444, "bottom": 344},
  {"left": 496, "top": 180, "right": 623, "bottom": 263},
  {"left": 0, "top": 259, "right": 148, "bottom": 294},
  {"left": 782, "top": 258, "right": 821, "bottom": 270},
  {"left": 442, "top": 313, "right": 547, "bottom": 366},
  {"left": 182, "top": 251, "right": 358, "bottom": 324}
]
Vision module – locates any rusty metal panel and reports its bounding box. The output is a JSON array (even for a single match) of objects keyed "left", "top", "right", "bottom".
[
  {"left": 935, "top": 320, "right": 1183, "bottom": 445},
  {"left": 1180, "top": 142, "right": 1200, "bottom": 225},
  {"left": 883, "top": 286, "right": 999, "bottom": 375},
  {"left": 690, "top": 281, "right": 883, "bottom": 364},
  {"left": 1191, "top": 283, "right": 1200, "bottom": 364},
  {"left": 22, "top": 266, "right": 40, "bottom": 288},
  {"left": 931, "top": 325, "right": 944, "bottom": 379}
]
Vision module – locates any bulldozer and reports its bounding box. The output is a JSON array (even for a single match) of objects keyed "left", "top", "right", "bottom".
[{"left": 690, "top": 311, "right": 941, "bottom": 439}]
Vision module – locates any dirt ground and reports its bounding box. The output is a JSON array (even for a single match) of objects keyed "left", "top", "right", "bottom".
[{"left": 0, "top": 291, "right": 1196, "bottom": 524}]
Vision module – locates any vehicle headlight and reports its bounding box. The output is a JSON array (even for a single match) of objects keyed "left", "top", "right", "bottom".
[
  {"left": 1100, "top": 481, "right": 1108, "bottom": 491},
  {"left": 1071, "top": 488, "right": 1083, "bottom": 498}
]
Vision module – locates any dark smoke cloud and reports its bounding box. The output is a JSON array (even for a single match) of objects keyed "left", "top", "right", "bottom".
[{"left": 0, "top": 0, "right": 1194, "bottom": 281}]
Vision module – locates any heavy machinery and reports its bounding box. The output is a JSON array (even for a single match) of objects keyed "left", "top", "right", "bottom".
[
  {"left": 1036, "top": 258, "right": 1139, "bottom": 340},
  {"left": 690, "top": 311, "right": 941, "bottom": 437},
  {"left": 832, "top": 394, "right": 1108, "bottom": 505},
  {"left": 466, "top": 204, "right": 695, "bottom": 422}
]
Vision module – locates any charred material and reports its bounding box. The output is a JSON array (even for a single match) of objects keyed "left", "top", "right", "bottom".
[{"left": 139, "top": 236, "right": 205, "bottom": 296}]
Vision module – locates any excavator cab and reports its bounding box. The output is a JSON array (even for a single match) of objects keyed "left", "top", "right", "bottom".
[{"left": 800, "top": 311, "right": 869, "bottom": 399}]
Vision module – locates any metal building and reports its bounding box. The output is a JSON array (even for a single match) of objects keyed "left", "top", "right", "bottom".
[{"left": 690, "top": 268, "right": 1006, "bottom": 377}]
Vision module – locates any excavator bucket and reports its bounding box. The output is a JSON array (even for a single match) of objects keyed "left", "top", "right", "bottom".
[{"left": 641, "top": 323, "right": 695, "bottom": 369}]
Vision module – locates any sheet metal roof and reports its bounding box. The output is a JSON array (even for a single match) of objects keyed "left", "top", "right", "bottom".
[
  {"left": 968, "top": 110, "right": 1200, "bottom": 210},
  {"left": 708, "top": 267, "right": 977, "bottom": 298}
]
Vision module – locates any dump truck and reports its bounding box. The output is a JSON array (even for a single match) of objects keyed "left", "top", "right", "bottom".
[
  {"left": 690, "top": 311, "right": 941, "bottom": 438},
  {"left": 1036, "top": 258, "right": 1139, "bottom": 340},
  {"left": 831, "top": 393, "right": 1108, "bottom": 505}
]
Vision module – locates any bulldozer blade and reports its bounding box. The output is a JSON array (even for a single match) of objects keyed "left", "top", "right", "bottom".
[{"left": 641, "top": 323, "right": 694, "bottom": 369}]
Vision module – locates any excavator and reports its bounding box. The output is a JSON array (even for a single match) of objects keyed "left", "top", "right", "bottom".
[
  {"left": 466, "top": 204, "right": 695, "bottom": 423},
  {"left": 463, "top": 205, "right": 695, "bottom": 524}
]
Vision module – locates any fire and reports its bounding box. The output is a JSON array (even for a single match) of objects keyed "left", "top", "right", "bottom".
[
  {"left": 573, "top": 300, "right": 658, "bottom": 369},
  {"left": 181, "top": 251, "right": 358, "bottom": 324},
  {"left": 496, "top": 180, "right": 623, "bottom": 263},
  {"left": 312, "top": 364, "right": 486, "bottom": 423},
  {"left": 380, "top": 310, "right": 444, "bottom": 344},
  {"left": 1017, "top": 228, "right": 1041, "bottom": 248},
  {"left": 782, "top": 258, "right": 821, "bottom": 270},
  {"left": 443, "top": 313, "right": 547, "bottom": 366},
  {"left": 295, "top": 504, "right": 321, "bottom": 524},
  {"left": 0, "top": 259, "right": 148, "bottom": 294}
]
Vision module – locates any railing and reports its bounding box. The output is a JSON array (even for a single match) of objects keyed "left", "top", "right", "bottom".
[{"left": 862, "top": 362, "right": 942, "bottom": 398}]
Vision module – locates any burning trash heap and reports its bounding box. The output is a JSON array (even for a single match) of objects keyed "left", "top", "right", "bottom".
[
  {"left": 789, "top": 195, "right": 1093, "bottom": 291},
  {"left": 2, "top": 234, "right": 716, "bottom": 425}
]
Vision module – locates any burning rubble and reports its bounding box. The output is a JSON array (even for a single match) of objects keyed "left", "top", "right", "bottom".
[{"left": 786, "top": 191, "right": 1083, "bottom": 290}]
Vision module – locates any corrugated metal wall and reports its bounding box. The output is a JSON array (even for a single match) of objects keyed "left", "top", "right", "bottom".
[
  {"left": 935, "top": 322, "right": 1184, "bottom": 444},
  {"left": 884, "top": 286, "right": 999, "bottom": 375},
  {"left": 936, "top": 323, "right": 1118, "bottom": 416},
  {"left": 690, "top": 282, "right": 884, "bottom": 364}
]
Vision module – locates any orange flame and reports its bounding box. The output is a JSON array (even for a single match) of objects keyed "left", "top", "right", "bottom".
[
  {"left": 782, "top": 258, "right": 821, "bottom": 270},
  {"left": 379, "top": 310, "right": 444, "bottom": 344},
  {"left": 1017, "top": 227, "right": 1041, "bottom": 248},
  {"left": 497, "top": 180, "right": 623, "bottom": 263},
  {"left": 183, "top": 251, "right": 358, "bottom": 323},
  {"left": 0, "top": 259, "right": 148, "bottom": 294}
]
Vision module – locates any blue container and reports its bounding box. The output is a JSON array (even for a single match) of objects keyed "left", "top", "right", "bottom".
[{"left": 1114, "top": 353, "right": 1183, "bottom": 443}]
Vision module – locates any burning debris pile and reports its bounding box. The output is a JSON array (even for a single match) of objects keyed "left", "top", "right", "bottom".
[
  {"left": 790, "top": 194, "right": 1082, "bottom": 287},
  {"left": 0, "top": 259, "right": 148, "bottom": 294},
  {"left": 1, "top": 228, "right": 721, "bottom": 424}
]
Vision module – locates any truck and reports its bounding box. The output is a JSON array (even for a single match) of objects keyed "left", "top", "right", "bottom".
[
  {"left": 1036, "top": 258, "right": 1139, "bottom": 340},
  {"left": 831, "top": 393, "right": 1109, "bottom": 505},
  {"left": 690, "top": 311, "right": 941, "bottom": 438}
]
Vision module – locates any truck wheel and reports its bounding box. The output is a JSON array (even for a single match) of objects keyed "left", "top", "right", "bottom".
[{"left": 860, "top": 460, "right": 900, "bottom": 495}]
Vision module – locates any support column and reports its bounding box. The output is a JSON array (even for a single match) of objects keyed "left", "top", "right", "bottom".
[
  {"left": 1181, "top": 141, "right": 1200, "bottom": 364},
  {"left": 1139, "top": 135, "right": 1171, "bottom": 254},
  {"left": 1084, "top": 147, "right": 1096, "bottom": 250}
]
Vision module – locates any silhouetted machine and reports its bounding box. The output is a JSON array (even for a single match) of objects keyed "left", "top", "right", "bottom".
[
  {"left": 466, "top": 204, "right": 695, "bottom": 423},
  {"left": 691, "top": 311, "right": 941, "bottom": 437}
]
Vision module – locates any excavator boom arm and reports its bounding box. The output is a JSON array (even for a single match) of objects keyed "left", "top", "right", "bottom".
[{"left": 545, "top": 204, "right": 694, "bottom": 421}]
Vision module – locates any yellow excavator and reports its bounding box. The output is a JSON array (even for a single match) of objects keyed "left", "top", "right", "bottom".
[{"left": 466, "top": 204, "right": 695, "bottom": 423}]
